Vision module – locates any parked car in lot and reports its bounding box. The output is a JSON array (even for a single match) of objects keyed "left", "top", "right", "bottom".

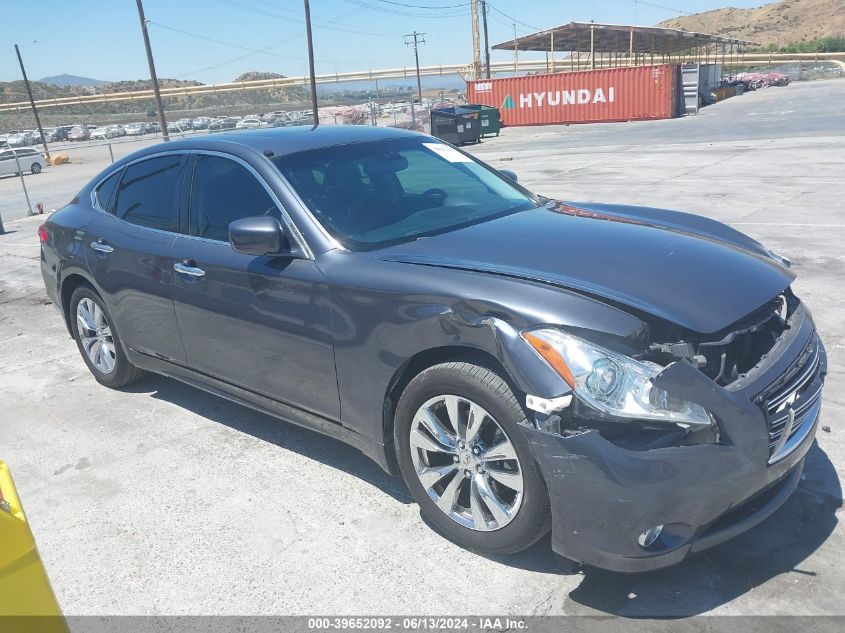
[
  {"left": 167, "top": 120, "right": 193, "bottom": 134},
  {"left": 90, "top": 125, "right": 122, "bottom": 140},
  {"left": 39, "top": 127, "right": 826, "bottom": 572},
  {"left": 123, "top": 122, "right": 145, "bottom": 136},
  {"left": 235, "top": 117, "right": 263, "bottom": 130},
  {"left": 5, "top": 132, "right": 36, "bottom": 147},
  {"left": 207, "top": 117, "right": 237, "bottom": 131},
  {"left": 67, "top": 126, "right": 90, "bottom": 142},
  {"left": 0, "top": 147, "right": 45, "bottom": 176},
  {"left": 33, "top": 128, "right": 56, "bottom": 143}
]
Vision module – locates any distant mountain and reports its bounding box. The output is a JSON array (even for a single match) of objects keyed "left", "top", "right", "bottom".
[
  {"left": 38, "top": 74, "right": 109, "bottom": 87},
  {"left": 1, "top": 72, "right": 310, "bottom": 119},
  {"left": 657, "top": 0, "right": 845, "bottom": 48},
  {"left": 233, "top": 71, "right": 287, "bottom": 82}
]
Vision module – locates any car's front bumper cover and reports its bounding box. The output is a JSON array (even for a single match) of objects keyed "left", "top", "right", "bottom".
[{"left": 520, "top": 303, "right": 826, "bottom": 573}]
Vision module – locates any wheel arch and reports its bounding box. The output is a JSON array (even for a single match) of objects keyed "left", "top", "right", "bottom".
[
  {"left": 59, "top": 270, "right": 99, "bottom": 335},
  {"left": 381, "top": 345, "right": 526, "bottom": 476}
]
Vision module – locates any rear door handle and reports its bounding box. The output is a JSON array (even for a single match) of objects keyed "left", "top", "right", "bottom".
[
  {"left": 174, "top": 261, "right": 205, "bottom": 277},
  {"left": 90, "top": 240, "right": 114, "bottom": 253}
]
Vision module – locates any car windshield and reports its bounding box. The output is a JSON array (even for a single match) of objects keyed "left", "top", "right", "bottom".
[{"left": 272, "top": 137, "right": 537, "bottom": 250}]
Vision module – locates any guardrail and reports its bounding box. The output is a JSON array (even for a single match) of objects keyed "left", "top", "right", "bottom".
[{"left": 1, "top": 52, "right": 843, "bottom": 113}]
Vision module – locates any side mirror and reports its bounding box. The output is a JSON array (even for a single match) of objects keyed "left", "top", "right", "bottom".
[
  {"left": 499, "top": 169, "right": 518, "bottom": 183},
  {"left": 229, "top": 216, "right": 290, "bottom": 256}
]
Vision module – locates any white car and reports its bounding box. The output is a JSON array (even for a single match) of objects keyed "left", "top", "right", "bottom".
[
  {"left": 0, "top": 147, "right": 46, "bottom": 177},
  {"left": 5, "top": 132, "right": 36, "bottom": 147},
  {"left": 90, "top": 125, "right": 121, "bottom": 140},
  {"left": 235, "top": 117, "right": 264, "bottom": 130}
]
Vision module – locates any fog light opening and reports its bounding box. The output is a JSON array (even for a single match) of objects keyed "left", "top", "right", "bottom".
[{"left": 637, "top": 524, "right": 664, "bottom": 549}]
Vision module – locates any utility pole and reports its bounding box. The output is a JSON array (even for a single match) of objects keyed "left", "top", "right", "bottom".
[
  {"left": 513, "top": 25, "right": 520, "bottom": 74},
  {"left": 404, "top": 32, "right": 425, "bottom": 106},
  {"left": 303, "top": 0, "right": 320, "bottom": 127},
  {"left": 135, "top": 0, "right": 169, "bottom": 141},
  {"left": 404, "top": 31, "right": 426, "bottom": 128},
  {"left": 481, "top": 1, "right": 491, "bottom": 79},
  {"left": 470, "top": 0, "right": 482, "bottom": 80},
  {"left": 14, "top": 45, "right": 50, "bottom": 163}
]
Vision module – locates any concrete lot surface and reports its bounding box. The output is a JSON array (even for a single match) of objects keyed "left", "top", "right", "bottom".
[{"left": 0, "top": 79, "right": 843, "bottom": 617}]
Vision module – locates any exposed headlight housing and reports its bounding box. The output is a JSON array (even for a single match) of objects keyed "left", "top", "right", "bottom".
[{"left": 522, "top": 328, "right": 713, "bottom": 428}]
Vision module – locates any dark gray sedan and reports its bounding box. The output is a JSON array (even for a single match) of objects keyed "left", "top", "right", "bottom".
[{"left": 39, "top": 126, "right": 826, "bottom": 572}]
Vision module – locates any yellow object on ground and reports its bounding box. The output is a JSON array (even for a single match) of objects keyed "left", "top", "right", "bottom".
[
  {"left": 48, "top": 153, "right": 69, "bottom": 166},
  {"left": 0, "top": 461, "right": 67, "bottom": 631}
]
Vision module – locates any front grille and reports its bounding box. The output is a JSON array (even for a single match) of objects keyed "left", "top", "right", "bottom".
[{"left": 760, "top": 337, "right": 822, "bottom": 460}]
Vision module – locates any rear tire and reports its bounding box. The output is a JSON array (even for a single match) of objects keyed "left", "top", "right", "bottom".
[
  {"left": 69, "top": 285, "right": 145, "bottom": 388},
  {"left": 395, "top": 362, "right": 550, "bottom": 555},
  {"left": 31, "top": 162, "right": 41, "bottom": 174}
]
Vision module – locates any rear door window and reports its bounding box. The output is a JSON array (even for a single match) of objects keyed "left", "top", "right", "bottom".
[
  {"left": 114, "top": 155, "right": 186, "bottom": 232},
  {"left": 189, "top": 154, "right": 280, "bottom": 242}
]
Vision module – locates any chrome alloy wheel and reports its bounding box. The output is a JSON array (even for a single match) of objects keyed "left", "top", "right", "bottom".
[
  {"left": 409, "top": 395, "right": 524, "bottom": 531},
  {"left": 76, "top": 298, "right": 116, "bottom": 374}
]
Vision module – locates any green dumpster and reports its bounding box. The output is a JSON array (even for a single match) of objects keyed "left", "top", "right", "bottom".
[{"left": 464, "top": 104, "right": 501, "bottom": 137}]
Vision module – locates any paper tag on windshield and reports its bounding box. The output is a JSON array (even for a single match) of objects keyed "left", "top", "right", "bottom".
[{"left": 423, "top": 142, "right": 472, "bottom": 163}]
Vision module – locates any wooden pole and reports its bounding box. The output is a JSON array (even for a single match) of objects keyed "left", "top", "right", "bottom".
[
  {"left": 481, "top": 0, "right": 491, "bottom": 78},
  {"left": 14, "top": 45, "right": 50, "bottom": 162},
  {"left": 590, "top": 25, "right": 595, "bottom": 70},
  {"left": 135, "top": 0, "right": 169, "bottom": 141},
  {"left": 304, "top": 0, "right": 320, "bottom": 126}
]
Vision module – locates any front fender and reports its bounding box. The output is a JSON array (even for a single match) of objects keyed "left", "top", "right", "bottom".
[{"left": 320, "top": 250, "right": 648, "bottom": 444}]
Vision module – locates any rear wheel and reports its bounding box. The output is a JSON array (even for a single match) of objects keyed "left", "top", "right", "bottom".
[
  {"left": 395, "top": 362, "right": 550, "bottom": 555},
  {"left": 70, "top": 286, "right": 145, "bottom": 387},
  {"left": 30, "top": 162, "right": 41, "bottom": 174}
]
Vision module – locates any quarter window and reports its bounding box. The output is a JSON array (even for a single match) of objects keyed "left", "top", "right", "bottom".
[
  {"left": 93, "top": 170, "right": 122, "bottom": 212},
  {"left": 114, "top": 155, "right": 185, "bottom": 232},
  {"left": 190, "top": 155, "right": 280, "bottom": 242}
]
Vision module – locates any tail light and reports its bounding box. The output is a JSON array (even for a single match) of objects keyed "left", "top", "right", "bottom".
[{"left": 38, "top": 223, "right": 48, "bottom": 244}]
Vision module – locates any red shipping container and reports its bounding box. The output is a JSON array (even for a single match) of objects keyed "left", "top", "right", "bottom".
[{"left": 466, "top": 64, "right": 680, "bottom": 127}]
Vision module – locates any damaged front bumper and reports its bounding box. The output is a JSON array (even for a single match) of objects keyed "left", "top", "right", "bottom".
[{"left": 520, "top": 303, "right": 827, "bottom": 573}]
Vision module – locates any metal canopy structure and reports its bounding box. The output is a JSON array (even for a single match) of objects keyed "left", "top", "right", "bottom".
[{"left": 493, "top": 22, "right": 758, "bottom": 55}]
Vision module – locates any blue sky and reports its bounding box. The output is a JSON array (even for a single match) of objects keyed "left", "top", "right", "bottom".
[{"left": 1, "top": 0, "right": 769, "bottom": 84}]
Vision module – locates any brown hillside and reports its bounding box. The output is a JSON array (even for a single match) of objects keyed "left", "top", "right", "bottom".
[{"left": 657, "top": 0, "right": 845, "bottom": 47}]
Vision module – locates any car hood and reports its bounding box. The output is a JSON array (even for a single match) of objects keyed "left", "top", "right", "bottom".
[{"left": 371, "top": 202, "right": 795, "bottom": 334}]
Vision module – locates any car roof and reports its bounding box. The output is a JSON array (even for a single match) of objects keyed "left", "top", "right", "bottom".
[{"left": 135, "top": 125, "right": 423, "bottom": 159}]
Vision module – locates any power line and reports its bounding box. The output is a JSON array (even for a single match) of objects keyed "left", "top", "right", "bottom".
[
  {"left": 149, "top": 22, "right": 307, "bottom": 61},
  {"left": 211, "top": 0, "right": 398, "bottom": 36},
  {"left": 150, "top": 21, "right": 413, "bottom": 69},
  {"left": 30, "top": 0, "right": 110, "bottom": 44},
  {"left": 626, "top": 0, "right": 691, "bottom": 16},
  {"left": 167, "top": 2, "right": 407, "bottom": 79},
  {"left": 344, "top": 0, "right": 469, "bottom": 19},
  {"left": 374, "top": 0, "right": 469, "bottom": 8},
  {"left": 485, "top": 2, "right": 539, "bottom": 32}
]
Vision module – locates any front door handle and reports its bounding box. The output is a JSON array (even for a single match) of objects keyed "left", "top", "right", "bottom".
[
  {"left": 90, "top": 240, "right": 114, "bottom": 253},
  {"left": 174, "top": 260, "right": 205, "bottom": 277}
]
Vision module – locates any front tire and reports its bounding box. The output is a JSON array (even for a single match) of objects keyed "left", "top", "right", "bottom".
[
  {"left": 70, "top": 285, "right": 145, "bottom": 388},
  {"left": 395, "top": 362, "right": 550, "bottom": 555}
]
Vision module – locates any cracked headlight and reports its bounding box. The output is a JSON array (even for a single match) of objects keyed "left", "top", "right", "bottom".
[{"left": 522, "top": 328, "right": 713, "bottom": 428}]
